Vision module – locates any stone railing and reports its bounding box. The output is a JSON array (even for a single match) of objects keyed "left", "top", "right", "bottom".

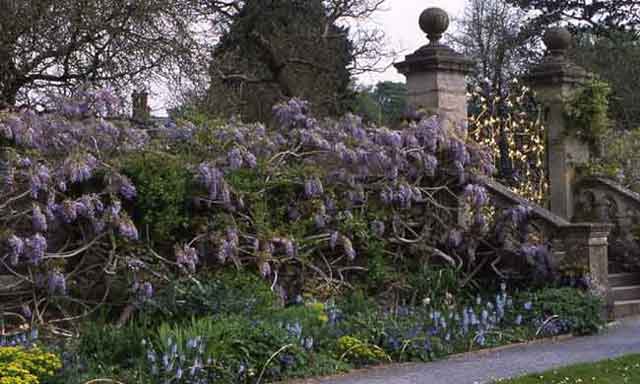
[
  {"left": 481, "top": 177, "right": 613, "bottom": 304},
  {"left": 574, "top": 176, "right": 640, "bottom": 273}
]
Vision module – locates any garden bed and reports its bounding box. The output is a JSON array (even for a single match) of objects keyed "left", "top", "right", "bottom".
[{"left": 2, "top": 271, "right": 604, "bottom": 384}]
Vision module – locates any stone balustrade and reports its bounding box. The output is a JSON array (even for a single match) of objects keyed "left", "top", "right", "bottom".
[
  {"left": 395, "top": 6, "right": 617, "bottom": 315},
  {"left": 481, "top": 176, "right": 613, "bottom": 311},
  {"left": 575, "top": 177, "right": 640, "bottom": 273}
]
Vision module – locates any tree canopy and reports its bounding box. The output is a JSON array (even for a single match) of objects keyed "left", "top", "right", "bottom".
[
  {"left": 206, "top": 0, "right": 356, "bottom": 121},
  {"left": 353, "top": 81, "right": 407, "bottom": 126},
  {"left": 508, "top": 0, "right": 640, "bottom": 36},
  {"left": 0, "top": 0, "right": 205, "bottom": 107}
]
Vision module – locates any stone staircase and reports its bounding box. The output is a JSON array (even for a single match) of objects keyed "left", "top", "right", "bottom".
[{"left": 610, "top": 273, "right": 640, "bottom": 318}]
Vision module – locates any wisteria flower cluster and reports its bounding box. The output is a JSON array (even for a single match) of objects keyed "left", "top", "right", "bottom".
[
  {"left": 157, "top": 97, "right": 506, "bottom": 299},
  {"left": 1, "top": 90, "right": 147, "bottom": 323},
  {"left": 1, "top": 90, "right": 546, "bottom": 324}
]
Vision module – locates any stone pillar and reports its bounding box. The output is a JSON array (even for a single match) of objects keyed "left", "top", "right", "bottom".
[
  {"left": 132, "top": 90, "right": 150, "bottom": 123},
  {"left": 394, "top": 7, "right": 474, "bottom": 124},
  {"left": 526, "top": 28, "right": 591, "bottom": 220},
  {"left": 559, "top": 223, "right": 613, "bottom": 317}
]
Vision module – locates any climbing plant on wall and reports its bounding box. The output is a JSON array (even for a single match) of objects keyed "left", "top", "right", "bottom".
[{"left": 564, "top": 79, "right": 612, "bottom": 150}]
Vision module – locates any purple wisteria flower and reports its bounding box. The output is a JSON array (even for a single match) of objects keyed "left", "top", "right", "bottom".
[
  {"left": 118, "top": 175, "right": 137, "bottom": 200},
  {"left": 59, "top": 200, "right": 80, "bottom": 223},
  {"left": 25, "top": 234, "right": 47, "bottom": 265},
  {"left": 416, "top": 116, "right": 445, "bottom": 153},
  {"left": 29, "top": 164, "right": 51, "bottom": 198},
  {"left": 197, "top": 162, "right": 225, "bottom": 200},
  {"left": 116, "top": 215, "right": 139, "bottom": 241},
  {"left": 21, "top": 304, "right": 32, "bottom": 320},
  {"left": 176, "top": 244, "right": 199, "bottom": 273},
  {"left": 244, "top": 151, "right": 257, "bottom": 168},
  {"left": 330, "top": 231, "right": 339, "bottom": 250},
  {"left": 379, "top": 129, "right": 403, "bottom": 149},
  {"left": 273, "top": 98, "right": 311, "bottom": 128},
  {"left": 463, "top": 184, "right": 489, "bottom": 208},
  {"left": 32, "top": 205, "right": 47, "bottom": 232},
  {"left": 217, "top": 240, "right": 234, "bottom": 263},
  {"left": 424, "top": 154, "right": 438, "bottom": 176},
  {"left": 47, "top": 271, "right": 66, "bottom": 295},
  {"left": 506, "top": 205, "right": 533, "bottom": 225},
  {"left": 304, "top": 177, "right": 324, "bottom": 199},
  {"left": 226, "top": 228, "right": 239, "bottom": 247},
  {"left": 228, "top": 148, "right": 244, "bottom": 170},
  {"left": 7, "top": 235, "right": 24, "bottom": 266},
  {"left": 63, "top": 153, "right": 98, "bottom": 183},
  {"left": 17, "top": 156, "right": 32, "bottom": 168}
]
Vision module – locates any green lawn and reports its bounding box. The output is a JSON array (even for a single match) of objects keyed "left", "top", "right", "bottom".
[{"left": 495, "top": 354, "right": 640, "bottom": 384}]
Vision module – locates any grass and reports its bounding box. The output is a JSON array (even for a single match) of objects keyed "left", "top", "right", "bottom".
[{"left": 495, "top": 354, "right": 640, "bottom": 383}]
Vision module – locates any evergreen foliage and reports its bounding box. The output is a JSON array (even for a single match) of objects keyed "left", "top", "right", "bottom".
[{"left": 207, "top": 0, "right": 355, "bottom": 121}]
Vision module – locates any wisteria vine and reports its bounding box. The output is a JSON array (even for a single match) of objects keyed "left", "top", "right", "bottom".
[{"left": 0, "top": 91, "right": 548, "bottom": 330}]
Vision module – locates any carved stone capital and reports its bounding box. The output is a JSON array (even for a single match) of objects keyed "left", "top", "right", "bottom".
[{"left": 395, "top": 45, "right": 474, "bottom": 75}]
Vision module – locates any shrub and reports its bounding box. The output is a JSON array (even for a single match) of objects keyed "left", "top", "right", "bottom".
[
  {"left": 582, "top": 126, "right": 640, "bottom": 191},
  {"left": 336, "top": 336, "right": 388, "bottom": 365},
  {"left": 141, "top": 270, "right": 277, "bottom": 322},
  {"left": 0, "top": 347, "right": 62, "bottom": 384},
  {"left": 122, "top": 150, "right": 194, "bottom": 242},
  {"left": 76, "top": 322, "right": 150, "bottom": 371},
  {"left": 524, "top": 287, "right": 604, "bottom": 336},
  {"left": 147, "top": 313, "right": 316, "bottom": 383}
]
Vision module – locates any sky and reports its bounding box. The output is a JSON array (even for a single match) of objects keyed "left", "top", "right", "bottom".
[
  {"left": 150, "top": 0, "right": 468, "bottom": 115},
  {"left": 356, "top": 0, "right": 467, "bottom": 85}
]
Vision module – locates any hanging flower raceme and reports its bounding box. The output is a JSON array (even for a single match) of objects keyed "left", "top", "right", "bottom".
[
  {"left": 46, "top": 271, "right": 66, "bottom": 295},
  {"left": 32, "top": 205, "right": 47, "bottom": 232},
  {"left": 176, "top": 244, "right": 199, "bottom": 274},
  {"left": 63, "top": 153, "right": 98, "bottom": 183},
  {"left": 117, "top": 175, "right": 137, "bottom": 200},
  {"left": 7, "top": 235, "right": 24, "bottom": 266},
  {"left": 304, "top": 177, "right": 324, "bottom": 199},
  {"left": 463, "top": 184, "right": 489, "bottom": 208},
  {"left": 116, "top": 214, "right": 139, "bottom": 241},
  {"left": 25, "top": 233, "right": 47, "bottom": 265}
]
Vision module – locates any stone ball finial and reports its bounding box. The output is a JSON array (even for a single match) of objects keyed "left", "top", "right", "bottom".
[
  {"left": 419, "top": 7, "right": 450, "bottom": 44},
  {"left": 543, "top": 27, "right": 572, "bottom": 55}
]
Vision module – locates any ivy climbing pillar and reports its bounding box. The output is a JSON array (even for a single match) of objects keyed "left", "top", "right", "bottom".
[
  {"left": 526, "top": 27, "right": 591, "bottom": 221},
  {"left": 394, "top": 7, "right": 474, "bottom": 125}
]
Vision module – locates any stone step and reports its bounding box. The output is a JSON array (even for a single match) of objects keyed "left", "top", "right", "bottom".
[
  {"left": 613, "top": 299, "right": 640, "bottom": 318},
  {"left": 611, "top": 285, "right": 640, "bottom": 302},
  {"left": 609, "top": 273, "right": 640, "bottom": 287}
]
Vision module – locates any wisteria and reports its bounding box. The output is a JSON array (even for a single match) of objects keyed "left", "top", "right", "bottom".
[
  {"left": 47, "top": 270, "right": 67, "bottom": 295},
  {"left": 7, "top": 235, "right": 24, "bottom": 266},
  {"left": 25, "top": 234, "right": 47, "bottom": 265},
  {"left": 463, "top": 184, "right": 489, "bottom": 208},
  {"left": 0, "top": 89, "right": 154, "bottom": 325},
  {"left": 32, "top": 205, "right": 47, "bottom": 232},
  {"left": 0, "top": 89, "right": 549, "bottom": 327},
  {"left": 176, "top": 244, "right": 199, "bottom": 274}
]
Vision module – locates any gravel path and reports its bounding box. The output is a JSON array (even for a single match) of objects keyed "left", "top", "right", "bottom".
[{"left": 291, "top": 317, "right": 640, "bottom": 384}]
